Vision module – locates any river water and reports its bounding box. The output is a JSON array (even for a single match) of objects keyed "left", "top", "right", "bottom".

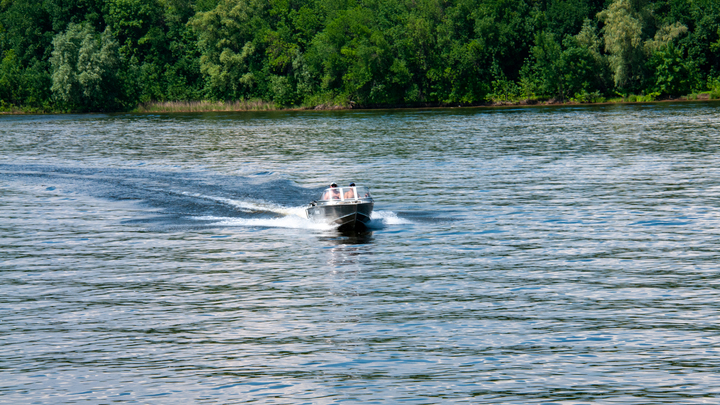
[{"left": 2, "top": 103, "right": 720, "bottom": 404}]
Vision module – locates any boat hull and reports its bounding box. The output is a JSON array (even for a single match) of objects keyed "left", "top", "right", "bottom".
[{"left": 306, "top": 202, "right": 374, "bottom": 231}]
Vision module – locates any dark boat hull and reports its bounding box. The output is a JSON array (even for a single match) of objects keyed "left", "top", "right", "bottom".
[{"left": 306, "top": 202, "right": 374, "bottom": 231}]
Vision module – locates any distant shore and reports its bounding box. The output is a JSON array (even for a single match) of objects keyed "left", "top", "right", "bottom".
[
  {"left": 132, "top": 94, "right": 720, "bottom": 113},
  {"left": 2, "top": 94, "right": 718, "bottom": 115}
]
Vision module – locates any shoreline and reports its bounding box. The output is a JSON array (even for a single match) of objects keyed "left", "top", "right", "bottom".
[
  {"left": 332, "top": 95, "right": 720, "bottom": 112},
  {"left": 2, "top": 96, "right": 718, "bottom": 115}
]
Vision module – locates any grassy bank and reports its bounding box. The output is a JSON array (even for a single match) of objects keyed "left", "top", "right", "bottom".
[
  {"left": 0, "top": 103, "right": 54, "bottom": 114},
  {"left": 133, "top": 94, "right": 720, "bottom": 114},
  {"left": 485, "top": 90, "right": 720, "bottom": 107},
  {"left": 3, "top": 93, "right": 719, "bottom": 115},
  {"left": 134, "top": 99, "right": 278, "bottom": 113}
]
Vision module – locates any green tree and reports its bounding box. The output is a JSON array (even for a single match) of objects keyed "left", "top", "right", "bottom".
[
  {"left": 0, "top": 50, "right": 23, "bottom": 106},
  {"left": 545, "top": 0, "right": 591, "bottom": 40},
  {"left": 0, "top": 0, "right": 112, "bottom": 109},
  {"left": 525, "top": 20, "right": 609, "bottom": 100},
  {"left": 473, "top": 0, "right": 535, "bottom": 81},
  {"left": 0, "top": 0, "right": 53, "bottom": 65},
  {"left": 50, "top": 23, "right": 120, "bottom": 110},
  {"left": 646, "top": 42, "right": 698, "bottom": 96},
  {"left": 430, "top": 0, "right": 491, "bottom": 103},
  {"left": 569, "top": 19, "right": 611, "bottom": 94},
  {"left": 103, "top": 0, "right": 164, "bottom": 59},
  {"left": 190, "top": 0, "right": 269, "bottom": 100},
  {"left": 597, "top": 0, "right": 647, "bottom": 91},
  {"left": 684, "top": 0, "right": 720, "bottom": 79},
  {"left": 598, "top": 0, "right": 688, "bottom": 92},
  {"left": 321, "top": 7, "right": 393, "bottom": 104}
]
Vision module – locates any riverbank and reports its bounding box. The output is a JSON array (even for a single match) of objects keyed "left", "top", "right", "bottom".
[
  {"left": 2, "top": 93, "right": 719, "bottom": 115},
  {"left": 134, "top": 99, "right": 277, "bottom": 113},
  {"left": 131, "top": 94, "right": 720, "bottom": 113}
]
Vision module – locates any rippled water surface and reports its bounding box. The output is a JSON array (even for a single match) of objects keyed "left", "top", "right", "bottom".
[{"left": 2, "top": 103, "right": 720, "bottom": 403}]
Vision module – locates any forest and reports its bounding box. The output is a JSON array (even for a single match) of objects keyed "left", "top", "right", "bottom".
[{"left": 1, "top": 0, "right": 720, "bottom": 112}]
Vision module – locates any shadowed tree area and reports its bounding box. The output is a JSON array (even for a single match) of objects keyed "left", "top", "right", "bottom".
[{"left": 1, "top": 0, "right": 720, "bottom": 111}]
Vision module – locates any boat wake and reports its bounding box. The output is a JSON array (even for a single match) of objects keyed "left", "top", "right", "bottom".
[
  {"left": 193, "top": 207, "right": 411, "bottom": 231},
  {"left": 0, "top": 163, "right": 412, "bottom": 232},
  {"left": 193, "top": 213, "right": 333, "bottom": 230},
  {"left": 365, "top": 211, "right": 414, "bottom": 229},
  {"left": 179, "top": 191, "right": 307, "bottom": 217},
  {"left": 182, "top": 188, "right": 413, "bottom": 231}
]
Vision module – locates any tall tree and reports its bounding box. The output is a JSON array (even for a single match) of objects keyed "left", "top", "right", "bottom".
[
  {"left": 50, "top": 23, "right": 120, "bottom": 110},
  {"left": 597, "top": 0, "right": 647, "bottom": 90},
  {"left": 190, "top": 0, "right": 270, "bottom": 100},
  {"left": 598, "top": 0, "right": 688, "bottom": 92}
]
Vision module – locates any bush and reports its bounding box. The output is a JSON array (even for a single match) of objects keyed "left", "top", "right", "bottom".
[
  {"left": 571, "top": 90, "right": 605, "bottom": 103},
  {"left": 645, "top": 43, "right": 699, "bottom": 97},
  {"left": 707, "top": 76, "right": 720, "bottom": 98}
]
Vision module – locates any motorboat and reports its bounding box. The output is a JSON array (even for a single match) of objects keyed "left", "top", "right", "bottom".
[{"left": 306, "top": 185, "right": 374, "bottom": 230}]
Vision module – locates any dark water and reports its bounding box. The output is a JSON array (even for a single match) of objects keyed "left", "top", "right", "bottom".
[{"left": 2, "top": 103, "right": 720, "bottom": 404}]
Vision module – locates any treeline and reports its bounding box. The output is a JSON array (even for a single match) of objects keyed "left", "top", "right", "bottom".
[{"left": 1, "top": 0, "right": 720, "bottom": 112}]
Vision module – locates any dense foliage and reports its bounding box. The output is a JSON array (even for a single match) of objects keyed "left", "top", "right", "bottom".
[{"left": 1, "top": 0, "right": 720, "bottom": 111}]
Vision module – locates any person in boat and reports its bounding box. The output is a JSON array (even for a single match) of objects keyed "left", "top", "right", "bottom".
[
  {"left": 344, "top": 182, "right": 356, "bottom": 199},
  {"left": 348, "top": 182, "right": 369, "bottom": 198},
  {"left": 322, "top": 183, "right": 341, "bottom": 200}
]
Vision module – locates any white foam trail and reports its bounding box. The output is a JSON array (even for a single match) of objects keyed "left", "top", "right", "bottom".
[
  {"left": 185, "top": 191, "right": 412, "bottom": 230},
  {"left": 371, "top": 210, "right": 413, "bottom": 225},
  {"left": 180, "top": 191, "right": 307, "bottom": 217},
  {"left": 194, "top": 215, "right": 334, "bottom": 230}
]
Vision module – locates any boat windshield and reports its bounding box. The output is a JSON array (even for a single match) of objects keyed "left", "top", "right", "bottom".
[{"left": 319, "top": 186, "right": 371, "bottom": 201}]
